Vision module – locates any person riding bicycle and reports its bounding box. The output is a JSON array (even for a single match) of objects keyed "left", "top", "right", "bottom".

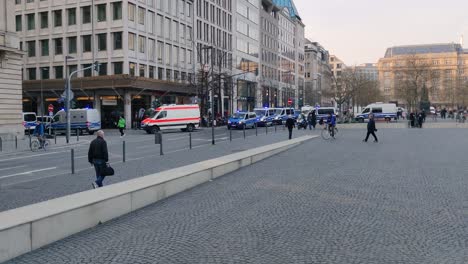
[
  {"left": 33, "top": 120, "right": 46, "bottom": 148},
  {"left": 326, "top": 113, "right": 336, "bottom": 138}
]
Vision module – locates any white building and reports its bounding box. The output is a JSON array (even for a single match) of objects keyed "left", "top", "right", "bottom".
[
  {"left": 304, "top": 39, "right": 331, "bottom": 106},
  {"left": 1, "top": 0, "right": 23, "bottom": 138}
]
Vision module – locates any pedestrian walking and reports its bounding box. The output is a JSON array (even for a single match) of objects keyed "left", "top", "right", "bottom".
[
  {"left": 285, "top": 115, "right": 295, "bottom": 140},
  {"left": 307, "top": 111, "right": 317, "bottom": 130},
  {"left": 118, "top": 115, "right": 126, "bottom": 137},
  {"left": 363, "top": 114, "right": 378, "bottom": 143},
  {"left": 88, "top": 130, "right": 109, "bottom": 188},
  {"left": 418, "top": 113, "right": 424, "bottom": 128}
]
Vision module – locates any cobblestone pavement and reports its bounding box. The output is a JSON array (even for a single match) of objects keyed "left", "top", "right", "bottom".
[{"left": 5, "top": 128, "right": 467, "bottom": 264}]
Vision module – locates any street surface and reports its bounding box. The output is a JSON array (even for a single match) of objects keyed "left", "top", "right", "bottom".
[
  {"left": 4, "top": 127, "right": 466, "bottom": 264},
  {"left": 0, "top": 125, "right": 308, "bottom": 212}
]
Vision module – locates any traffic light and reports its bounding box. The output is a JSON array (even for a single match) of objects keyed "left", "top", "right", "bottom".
[{"left": 93, "top": 61, "right": 100, "bottom": 72}]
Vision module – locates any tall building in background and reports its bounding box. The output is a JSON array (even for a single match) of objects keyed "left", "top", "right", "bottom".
[
  {"left": 304, "top": 39, "right": 331, "bottom": 106},
  {"left": 1, "top": 0, "right": 23, "bottom": 138},
  {"left": 16, "top": 0, "right": 195, "bottom": 128},
  {"left": 378, "top": 43, "right": 468, "bottom": 107},
  {"left": 354, "top": 63, "right": 378, "bottom": 81}
]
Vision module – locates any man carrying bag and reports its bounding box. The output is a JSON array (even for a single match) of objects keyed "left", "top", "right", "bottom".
[{"left": 88, "top": 130, "right": 110, "bottom": 189}]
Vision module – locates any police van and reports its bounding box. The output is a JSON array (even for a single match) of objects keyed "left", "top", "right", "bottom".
[
  {"left": 272, "top": 107, "right": 295, "bottom": 125},
  {"left": 355, "top": 103, "right": 397, "bottom": 122},
  {"left": 50, "top": 109, "right": 101, "bottom": 135},
  {"left": 253, "top": 108, "right": 275, "bottom": 126},
  {"left": 141, "top": 104, "right": 200, "bottom": 133}
]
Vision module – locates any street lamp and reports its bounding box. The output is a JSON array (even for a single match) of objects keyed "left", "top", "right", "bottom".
[{"left": 64, "top": 55, "right": 75, "bottom": 143}]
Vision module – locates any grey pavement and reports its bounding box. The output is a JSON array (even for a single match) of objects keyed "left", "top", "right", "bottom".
[
  {"left": 4, "top": 127, "right": 466, "bottom": 263},
  {"left": 0, "top": 125, "right": 310, "bottom": 212}
]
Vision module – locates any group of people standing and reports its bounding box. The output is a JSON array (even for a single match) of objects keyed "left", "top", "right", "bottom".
[{"left": 408, "top": 111, "right": 426, "bottom": 128}]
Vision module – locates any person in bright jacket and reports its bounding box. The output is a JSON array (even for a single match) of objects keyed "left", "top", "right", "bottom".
[
  {"left": 363, "top": 114, "right": 378, "bottom": 143},
  {"left": 117, "top": 116, "right": 126, "bottom": 137}
]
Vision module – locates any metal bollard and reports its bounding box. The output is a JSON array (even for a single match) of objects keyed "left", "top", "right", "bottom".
[
  {"left": 15, "top": 136, "right": 17, "bottom": 149},
  {"left": 29, "top": 133, "right": 31, "bottom": 147},
  {"left": 255, "top": 124, "right": 258, "bottom": 136},
  {"left": 54, "top": 132, "right": 57, "bottom": 144},
  {"left": 123, "top": 141, "right": 126, "bottom": 162},
  {"left": 76, "top": 129, "right": 79, "bottom": 141},
  {"left": 160, "top": 132, "right": 164, "bottom": 155},
  {"left": 71, "top": 149, "right": 75, "bottom": 174},
  {"left": 0, "top": 137, "right": 2, "bottom": 152},
  {"left": 189, "top": 132, "right": 192, "bottom": 149},
  {"left": 229, "top": 129, "right": 232, "bottom": 141},
  {"left": 243, "top": 125, "right": 246, "bottom": 139}
]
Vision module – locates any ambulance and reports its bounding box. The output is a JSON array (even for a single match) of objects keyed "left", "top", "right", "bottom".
[{"left": 140, "top": 104, "right": 200, "bottom": 134}]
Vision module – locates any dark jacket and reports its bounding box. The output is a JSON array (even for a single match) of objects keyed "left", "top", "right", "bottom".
[
  {"left": 367, "top": 119, "right": 376, "bottom": 132},
  {"left": 88, "top": 136, "right": 109, "bottom": 163},
  {"left": 286, "top": 117, "right": 295, "bottom": 129}
]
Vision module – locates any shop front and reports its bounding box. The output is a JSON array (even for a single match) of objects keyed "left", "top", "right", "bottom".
[{"left": 237, "top": 80, "right": 256, "bottom": 112}]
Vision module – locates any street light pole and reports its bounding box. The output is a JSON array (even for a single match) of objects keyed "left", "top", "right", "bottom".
[{"left": 64, "top": 55, "right": 75, "bottom": 143}]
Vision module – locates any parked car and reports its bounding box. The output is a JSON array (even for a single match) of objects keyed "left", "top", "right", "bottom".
[
  {"left": 272, "top": 108, "right": 295, "bottom": 125},
  {"left": 50, "top": 109, "right": 101, "bottom": 135},
  {"left": 254, "top": 108, "right": 275, "bottom": 127},
  {"left": 141, "top": 104, "right": 200, "bottom": 134},
  {"left": 22, "top": 112, "right": 37, "bottom": 131},
  {"left": 227, "top": 112, "right": 257, "bottom": 129},
  {"left": 355, "top": 103, "right": 397, "bottom": 122}
]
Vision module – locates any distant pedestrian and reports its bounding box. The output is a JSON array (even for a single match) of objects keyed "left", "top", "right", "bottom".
[
  {"left": 307, "top": 111, "right": 316, "bottom": 130},
  {"left": 410, "top": 113, "right": 415, "bottom": 127},
  {"left": 285, "top": 115, "right": 295, "bottom": 140},
  {"left": 418, "top": 113, "right": 424, "bottom": 128},
  {"left": 88, "top": 130, "right": 109, "bottom": 188},
  {"left": 363, "top": 114, "right": 378, "bottom": 143},
  {"left": 118, "top": 116, "right": 126, "bottom": 137}
]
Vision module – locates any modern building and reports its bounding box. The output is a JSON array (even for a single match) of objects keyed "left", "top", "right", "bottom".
[
  {"left": 1, "top": 0, "right": 23, "bottom": 138},
  {"left": 304, "top": 39, "right": 331, "bottom": 106},
  {"left": 354, "top": 63, "right": 378, "bottom": 81},
  {"left": 16, "top": 0, "right": 195, "bottom": 128},
  {"left": 378, "top": 43, "right": 468, "bottom": 107}
]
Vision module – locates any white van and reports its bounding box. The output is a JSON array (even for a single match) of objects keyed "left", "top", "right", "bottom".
[
  {"left": 50, "top": 109, "right": 101, "bottom": 135},
  {"left": 141, "top": 104, "right": 200, "bottom": 133},
  {"left": 22, "top": 112, "right": 37, "bottom": 131},
  {"left": 355, "top": 103, "right": 397, "bottom": 122}
]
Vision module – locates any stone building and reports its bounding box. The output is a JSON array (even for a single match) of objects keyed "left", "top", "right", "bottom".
[
  {"left": 1, "top": 0, "right": 23, "bottom": 138},
  {"left": 378, "top": 43, "right": 468, "bottom": 108},
  {"left": 304, "top": 39, "right": 331, "bottom": 106}
]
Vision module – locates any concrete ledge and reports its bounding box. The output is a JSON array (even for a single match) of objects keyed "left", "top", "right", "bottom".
[{"left": 0, "top": 135, "right": 316, "bottom": 263}]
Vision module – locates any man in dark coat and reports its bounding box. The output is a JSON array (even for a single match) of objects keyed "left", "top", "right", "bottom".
[
  {"left": 88, "top": 130, "right": 109, "bottom": 188},
  {"left": 285, "top": 115, "right": 296, "bottom": 140},
  {"left": 363, "top": 114, "right": 378, "bottom": 143},
  {"left": 307, "top": 111, "right": 317, "bottom": 130},
  {"left": 417, "top": 112, "right": 424, "bottom": 128}
]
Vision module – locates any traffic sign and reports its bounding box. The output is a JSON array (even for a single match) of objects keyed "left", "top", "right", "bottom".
[
  {"left": 288, "top": 98, "right": 292, "bottom": 105},
  {"left": 48, "top": 104, "right": 54, "bottom": 113}
]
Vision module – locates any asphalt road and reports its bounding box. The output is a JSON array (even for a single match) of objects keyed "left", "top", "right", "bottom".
[
  {"left": 0, "top": 125, "right": 313, "bottom": 212},
  {"left": 5, "top": 127, "right": 466, "bottom": 264}
]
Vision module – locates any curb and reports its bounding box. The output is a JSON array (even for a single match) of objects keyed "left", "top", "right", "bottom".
[{"left": 0, "top": 135, "right": 316, "bottom": 263}]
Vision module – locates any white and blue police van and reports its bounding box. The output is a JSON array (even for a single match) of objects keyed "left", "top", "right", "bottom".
[
  {"left": 355, "top": 103, "right": 397, "bottom": 122},
  {"left": 272, "top": 107, "right": 295, "bottom": 125},
  {"left": 253, "top": 108, "right": 276, "bottom": 127},
  {"left": 49, "top": 108, "right": 101, "bottom": 135}
]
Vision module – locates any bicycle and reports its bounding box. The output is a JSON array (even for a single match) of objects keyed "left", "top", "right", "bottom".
[
  {"left": 321, "top": 124, "right": 338, "bottom": 140},
  {"left": 30, "top": 136, "right": 50, "bottom": 152}
]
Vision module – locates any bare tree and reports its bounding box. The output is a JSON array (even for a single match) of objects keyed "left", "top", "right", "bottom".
[{"left": 393, "top": 55, "right": 438, "bottom": 111}]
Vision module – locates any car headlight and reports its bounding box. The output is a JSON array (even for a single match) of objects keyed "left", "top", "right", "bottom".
[
  {"left": 274, "top": 116, "right": 279, "bottom": 120},
  {"left": 261, "top": 117, "right": 266, "bottom": 121},
  {"left": 239, "top": 121, "right": 244, "bottom": 124},
  {"left": 228, "top": 121, "right": 231, "bottom": 124}
]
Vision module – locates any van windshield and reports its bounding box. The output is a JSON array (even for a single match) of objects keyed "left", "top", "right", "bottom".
[
  {"left": 362, "top": 108, "right": 370, "bottom": 114},
  {"left": 317, "top": 109, "right": 334, "bottom": 115},
  {"left": 232, "top": 113, "right": 246, "bottom": 119},
  {"left": 275, "top": 109, "right": 283, "bottom": 115},
  {"left": 24, "top": 114, "right": 36, "bottom": 122},
  {"left": 151, "top": 111, "right": 160, "bottom": 118},
  {"left": 254, "top": 110, "right": 265, "bottom": 116}
]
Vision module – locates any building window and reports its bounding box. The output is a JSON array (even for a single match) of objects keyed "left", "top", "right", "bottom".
[
  {"left": 113, "top": 32, "right": 122, "bottom": 50},
  {"left": 158, "top": 67, "right": 163, "bottom": 79},
  {"left": 114, "top": 62, "right": 123, "bottom": 74},
  {"left": 128, "top": 3, "right": 135, "bottom": 21},
  {"left": 98, "top": 63, "right": 107, "bottom": 76},
  {"left": 27, "top": 14, "right": 35, "bottom": 30},
  {"left": 83, "top": 64, "right": 92, "bottom": 77},
  {"left": 41, "top": 67, "right": 50, "bottom": 79},
  {"left": 68, "top": 36, "right": 77, "bottom": 54},
  {"left": 138, "top": 7, "right": 145, "bottom": 25},
  {"left": 28, "top": 68, "right": 36, "bottom": 80},
  {"left": 113, "top": 2, "right": 122, "bottom": 20},
  {"left": 53, "top": 10, "right": 62, "bottom": 27},
  {"left": 68, "top": 65, "right": 78, "bottom": 77},
  {"left": 16, "top": 0, "right": 21, "bottom": 5},
  {"left": 82, "top": 6, "right": 91, "bottom": 24},
  {"left": 82, "top": 35, "right": 92, "bottom": 52},
  {"left": 68, "top": 8, "right": 76, "bottom": 25},
  {"left": 149, "top": 66, "right": 155, "bottom": 78},
  {"left": 97, "top": 33, "right": 107, "bottom": 51},
  {"left": 97, "top": 4, "right": 106, "bottom": 22},
  {"left": 157, "top": 41, "right": 163, "bottom": 62},
  {"left": 138, "top": 36, "right": 145, "bottom": 53},
  {"left": 55, "top": 66, "right": 63, "bottom": 79},
  {"left": 16, "top": 15, "right": 22, "bottom": 31},
  {"left": 128, "top": 33, "right": 136, "bottom": 51},
  {"left": 129, "top": 62, "right": 136, "bottom": 76},
  {"left": 54, "top": 38, "right": 63, "bottom": 55},
  {"left": 40, "top": 12, "right": 48, "bottom": 29},
  {"left": 40, "top": 39, "right": 49, "bottom": 56},
  {"left": 27, "top": 41, "right": 35, "bottom": 57},
  {"left": 166, "top": 69, "right": 171, "bottom": 80},
  {"left": 139, "top": 64, "right": 145, "bottom": 77}
]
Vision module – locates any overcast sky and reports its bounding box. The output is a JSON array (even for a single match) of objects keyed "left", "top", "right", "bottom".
[{"left": 294, "top": 0, "right": 468, "bottom": 65}]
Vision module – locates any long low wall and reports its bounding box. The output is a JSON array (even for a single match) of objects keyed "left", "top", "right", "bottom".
[{"left": 0, "top": 135, "right": 315, "bottom": 263}]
